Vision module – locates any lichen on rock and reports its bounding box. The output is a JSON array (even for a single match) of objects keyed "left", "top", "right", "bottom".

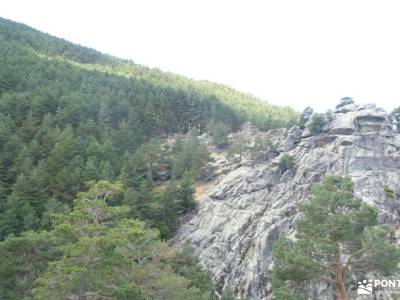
[{"left": 175, "top": 103, "right": 400, "bottom": 299}]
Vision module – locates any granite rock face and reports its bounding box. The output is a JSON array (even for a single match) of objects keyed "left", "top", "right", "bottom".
[{"left": 175, "top": 103, "right": 400, "bottom": 299}]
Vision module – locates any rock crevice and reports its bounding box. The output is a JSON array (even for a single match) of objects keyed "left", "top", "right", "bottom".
[{"left": 175, "top": 103, "right": 400, "bottom": 299}]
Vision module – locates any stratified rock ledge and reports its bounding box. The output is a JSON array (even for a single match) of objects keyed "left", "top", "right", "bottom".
[{"left": 175, "top": 103, "right": 400, "bottom": 299}]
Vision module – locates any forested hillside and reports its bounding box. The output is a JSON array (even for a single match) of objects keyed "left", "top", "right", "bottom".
[
  {"left": 0, "top": 17, "right": 298, "bottom": 299},
  {"left": 0, "top": 17, "right": 297, "bottom": 238}
]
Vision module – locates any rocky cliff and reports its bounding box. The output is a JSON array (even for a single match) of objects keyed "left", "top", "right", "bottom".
[{"left": 175, "top": 103, "right": 400, "bottom": 299}]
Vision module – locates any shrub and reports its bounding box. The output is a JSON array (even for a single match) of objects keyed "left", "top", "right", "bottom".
[
  {"left": 227, "top": 135, "right": 249, "bottom": 161},
  {"left": 299, "top": 107, "right": 314, "bottom": 129},
  {"left": 307, "top": 113, "right": 325, "bottom": 135},
  {"left": 209, "top": 122, "right": 230, "bottom": 148},
  {"left": 250, "top": 136, "right": 273, "bottom": 161},
  {"left": 384, "top": 185, "right": 395, "bottom": 198},
  {"left": 278, "top": 154, "right": 296, "bottom": 173},
  {"left": 336, "top": 97, "right": 354, "bottom": 109}
]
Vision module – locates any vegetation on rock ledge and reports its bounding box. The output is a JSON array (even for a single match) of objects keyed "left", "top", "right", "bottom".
[{"left": 272, "top": 176, "right": 400, "bottom": 300}]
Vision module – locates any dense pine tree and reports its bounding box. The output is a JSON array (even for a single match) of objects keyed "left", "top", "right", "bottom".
[
  {"left": 272, "top": 176, "right": 400, "bottom": 300},
  {"left": 0, "top": 182, "right": 213, "bottom": 300}
]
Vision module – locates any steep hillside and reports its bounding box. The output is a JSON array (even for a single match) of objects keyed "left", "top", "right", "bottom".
[
  {"left": 0, "top": 17, "right": 297, "bottom": 130},
  {"left": 176, "top": 103, "right": 400, "bottom": 299},
  {"left": 0, "top": 17, "right": 298, "bottom": 239}
]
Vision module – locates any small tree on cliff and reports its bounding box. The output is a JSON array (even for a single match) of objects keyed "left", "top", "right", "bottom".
[
  {"left": 272, "top": 176, "right": 400, "bottom": 300},
  {"left": 336, "top": 97, "right": 354, "bottom": 108},
  {"left": 299, "top": 107, "right": 314, "bottom": 129},
  {"left": 209, "top": 121, "right": 230, "bottom": 148},
  {"left": 307, "top": 113, "right": 325, "bottom": 135},
  {"left": 278, "top": 154, "right": 296, "bottom": 173},
  {"left": 227, "top": 135, "right": 250, "bottom": 162}
]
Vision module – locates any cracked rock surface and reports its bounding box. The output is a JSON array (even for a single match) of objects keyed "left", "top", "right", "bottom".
[{"left": 175, "top": 103, "right": 400, "bottom": 299}]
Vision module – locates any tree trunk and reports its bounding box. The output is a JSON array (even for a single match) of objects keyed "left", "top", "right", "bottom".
[
  {"left": 78, "top": 284, "right": 86, "bottom": 300},
  {"left": 335, "top": 243, "right": 349, "bottom": 300},
  {"left": 77, "top": 276, "right": 88, "bottom": 300}
]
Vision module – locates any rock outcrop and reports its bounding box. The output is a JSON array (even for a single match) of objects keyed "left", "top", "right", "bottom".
[{"left": 175, "top": 103, "right": 400, "bottom": 299}]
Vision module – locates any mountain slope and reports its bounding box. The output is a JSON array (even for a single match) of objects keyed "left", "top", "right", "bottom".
[
  {"left": 0, "top": 17, "right": 299, "bottom": 239},
  {"left": 0, "top": 16, "right": 300, "bottom": 298},
  {"left": 0, "top": 17, "right": 298, "bottom": 130}
]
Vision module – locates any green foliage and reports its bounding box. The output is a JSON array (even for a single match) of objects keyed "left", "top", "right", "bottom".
[
  {"left": 78, "top": 180, "right": 124, "bottom": 202},
  {"left": 299, "top": 106, "right": 313, "bottom": 129},
  {"left": 227, "top": 135, "right": 250, "bottom": 161},
  {"left": 0, "top": 16, "right": 304, "bottom": 300},
  {"left": 252, "top": 135, "right": 272, "bottom": 152},
  {"left": 161, "top": 182, "right": 180, "bottom": 238},
  {"left": 172, "top": 245, "right": 213, "bottom": 295},
  {"left": 118, "top": 135, "right": 202, "bottom": 235},
  {"left": 0, "top": 231, "right": 63, "bottom": 300},
  {"left": 272, "top": 176, "right": 400, "bottom": 299},
  {"left": 124, "top": 178, "right": 154, "bottom": 220},
  {"left": 0, "top": 16, "right": 301, "bottom": 299},
  {"left": 176, "top": 176, "right": 197, "bottom": 213},
  {"left": 0, "top": 17, "right": 297, "bottom": 238},
  {"left": 384, "top": 185, "right": 395, "bottom": 198},
  {"left": 170, "top": 130, "right": 211, "bottom": 179},
  {"left": 336, "top": 97, "right": 354, "bottom": 109},
  {"left": 0, "top": 181, "right": 213, "bottom": 300},
  {"left": 307, "top": 113, "right": 325, "bottom": 135},
  {"left": 209, "top": 122, "right": 230, "bottom": 148},
  {"left": 249, "top": 135, "right": 273, "bottom": 161},
  {"left": 220, "top": 285, "right": 247, "bottom": 300},
  {"left": 278, "top": 154, "right": 296, "bottom": 173},
  {"left": 151, "top": 177, "right": 198, "bottom": 239}
]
